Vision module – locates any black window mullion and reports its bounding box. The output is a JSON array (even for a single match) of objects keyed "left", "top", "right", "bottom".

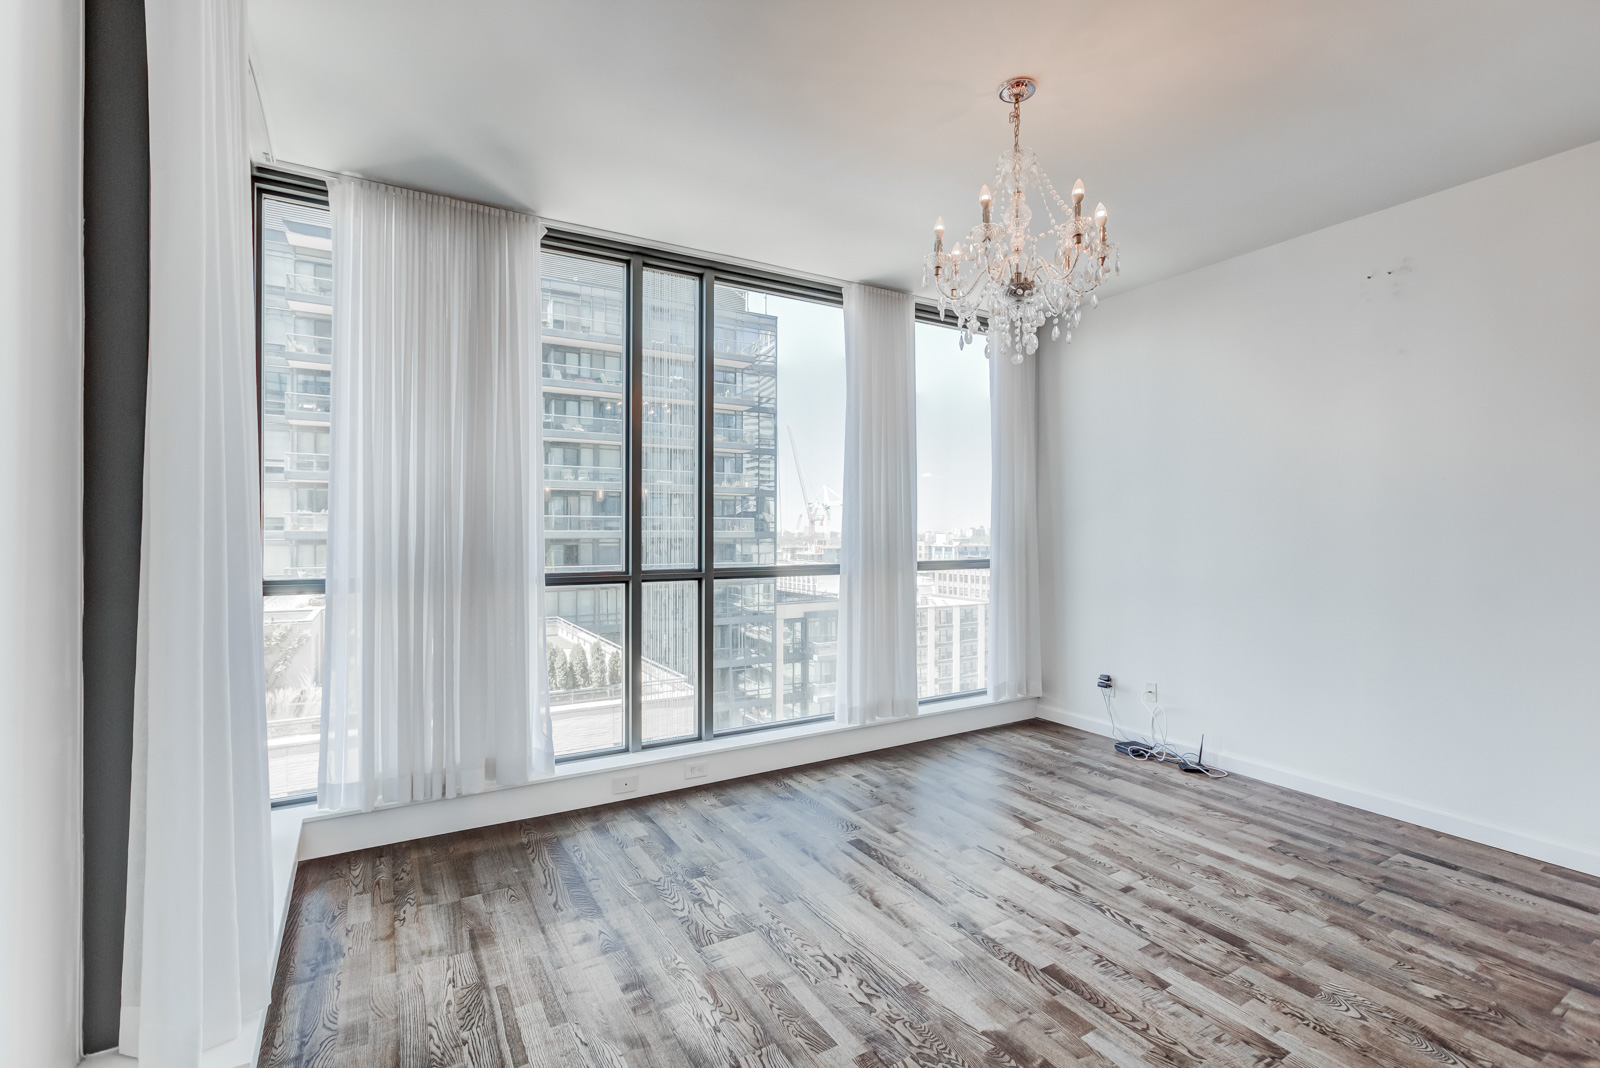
[
  {"left": 627, "top": 254, "right": 645, "bottom": 752},
  {"left": 699, "top": 272, "right": 716, "bottom": 740},
  {"left": 545, "top": 570, "right": 637, "bottom": 587}
]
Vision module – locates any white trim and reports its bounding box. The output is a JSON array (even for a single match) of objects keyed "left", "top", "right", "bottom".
[
  {"left": 297, "top": 697, "right": 1038, "bottom": 860},
  {"left": 1036, "top": 703, "right": 1600, "bottom": 879}
]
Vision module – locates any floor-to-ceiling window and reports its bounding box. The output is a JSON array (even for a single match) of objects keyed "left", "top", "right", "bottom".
[
  {"left": 712, "top": 288, "right": 844, "bottom": 733},
  {"left": 258, "top": 176, "right": 333, "bottom": 801},
  {"left": 255, "top": 188, "right": 856, "bottom": 789},
  {"left": 914, "top": 321, "right": 991, "bottom": 701},
  {"left": 541, "top": 238, "right": 846, "bottom": 756}
]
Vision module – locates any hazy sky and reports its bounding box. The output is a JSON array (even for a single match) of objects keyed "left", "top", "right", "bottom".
[
  {"left": 749, "top": 293, "right": 990, "bottom": 536},
  {"left": 913, "top": 322, "right": 991, "bottom": 534},
  {"left": 748, "top": 292, "right": 846, "bottom": 534}
]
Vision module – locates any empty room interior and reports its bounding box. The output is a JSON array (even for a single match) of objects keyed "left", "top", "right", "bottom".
[{"left": 8, "top": 1, "right": 1600, "bottom": 1066}]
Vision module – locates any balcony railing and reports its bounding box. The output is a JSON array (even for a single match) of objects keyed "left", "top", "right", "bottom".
[
  {"left": 713, "top": 644, "right": 774, "bottom": 664},
  {"left": 542, "top": 363, "right": 623, "bottom": 387},
  {"left": 285, "top": 391, "right": 331, "bottom": 417},
  {"left": 284, "top": 510, "right": 328, "bottom": 532},
  {"left": 284, "top": 333, "right": 332, "bottom": 358},
  {"left": 642, "top": 468, "right": 696, "bottom": 489},
  {"left": 712, "top": 383, "right": 774, "bottom": 407},
  {"left": 545, "top": 463, "right": 623, "bottom": 484},
  {"left": 544, "top": 315, "right": 623, "bottom": 339},
  {"left": 713, "top": 425, "right": 771, "bottom": 447},
  {"left": 714, "top": 338, "right": 777, "bottom": 363},
  {"left": 641, "top": 422, "right": 697, "bottom": 446},
  {"left": 713, "top": 516, "right": 756, "bottom": 532},
  {"left": 643, "top": 372, "right": 695, "bottom": 399},
  {"left": 544, "top": 515, "right": 623, "bottom": 532},
  {"left": 711, "top": 470, "right": 762, "bottom": 489},
  {"left": 543, "top": 414, "right": 624, "bottom": 437},
  {"left": 641, "top": 516, "right": 697, "bottom": 532},
  {"left": 286, "top": 273, "right": 333, "bottom": 299},
  {"left": 284, "top": 452, "right": 330, "bottom": 479}
]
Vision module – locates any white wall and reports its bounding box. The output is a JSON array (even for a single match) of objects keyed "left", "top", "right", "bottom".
[
  {"left": 0, "top": 0, "right": 84, "bottom": 1064},
  {"left": 1037, "top": 140, "right": 1600, "bottom": 875}
]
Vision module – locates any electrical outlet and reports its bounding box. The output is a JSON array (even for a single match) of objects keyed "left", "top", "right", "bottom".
[
  {"left": 1143, "top": 681, "right": 1158, "bottom": 703},
  {"left": 684, "top": 762, "right": 708, "bottom": 780},
  {"left": 611, "top": 775, "right": 637, "bottom": 795}
]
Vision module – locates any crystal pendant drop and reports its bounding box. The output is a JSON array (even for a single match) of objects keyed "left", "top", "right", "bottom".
[
  {"left": 1090, "top": 293, "right": 1098, "bottom": 308},
  {"left": 1051, "top": 324, "right": 1060, "bottom": 341},
  {"left": 1011, "top": 351, "right": 1024, "bottom": 365},
  {"left": 1064, "top": 330, "right": 1073, "bottom": 344}
]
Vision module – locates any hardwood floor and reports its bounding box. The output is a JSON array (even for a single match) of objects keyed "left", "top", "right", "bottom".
[{"left": 260, "top": 722, "right": 1600, "bottom": 1067}]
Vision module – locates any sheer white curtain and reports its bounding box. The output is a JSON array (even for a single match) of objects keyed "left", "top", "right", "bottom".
[
  {"left": 120, "top": 0, "right": 275, "bottom": 1061},
  {"left": 988, "top": 351, "right": 1043, "bottom": 700},
  {"left": 838, "top": 283, "right": 919, "bottom": 724},
  {"left": 320, "top": 179, "right": 552, "bottom": 812}
]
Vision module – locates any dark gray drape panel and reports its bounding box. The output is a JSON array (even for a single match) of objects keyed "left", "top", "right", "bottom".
[{"left": 82, "top": 0, "right": 150, "bottom": 1052}]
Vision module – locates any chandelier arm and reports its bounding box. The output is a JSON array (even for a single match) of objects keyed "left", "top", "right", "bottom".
[{"left": 939, "top": 269, "right": 995, "bottom": 309}]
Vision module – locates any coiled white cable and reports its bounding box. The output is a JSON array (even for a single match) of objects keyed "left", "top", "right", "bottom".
[{"left": 1102, "top": 689, "right": 1227, "bottom": 777}]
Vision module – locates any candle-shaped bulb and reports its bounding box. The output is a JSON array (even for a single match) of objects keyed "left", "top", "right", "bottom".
[
  {"left": 1094, "top": 202, "right": 1108, "bottom": 226},
  {"left": 933, "top": 216, "right": 944, "bottom": 255},
  {"left": 951, "top": 241, "right": 962, "bottom": 257},
  {"left": 934, "top": 216, "right": 945, "bottom": 235},
  {"left": 1071, "top": 179, "right": 1086, "bottom": 203},
  {"left": 979, "top": 184, "right": 993, "bottom": 225}
]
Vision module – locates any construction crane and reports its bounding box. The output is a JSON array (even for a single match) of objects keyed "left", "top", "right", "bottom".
[{"left": 787, "top": 424, "right": 831, "bottom": 550}]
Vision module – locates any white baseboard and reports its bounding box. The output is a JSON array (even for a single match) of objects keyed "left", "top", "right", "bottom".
[
  {"left": 298, "top": 697, "right": 1039, "bottom": 861},
  {"left": 1035, "top": 704, "right": 1600, "bottom": 878}
]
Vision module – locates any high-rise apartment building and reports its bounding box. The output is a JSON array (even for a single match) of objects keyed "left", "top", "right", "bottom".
[
  {"left": 260, "top": 199, "right": 334, "bottom": 580},
  {"left": 258, "top": 197, "right": 335, "bottom": 798},
  {"left": 540, "top": 261, "right": 841, "bottom": 750},
  {"left": 915, "top": 527, "right": 990, "bottom": 698}
]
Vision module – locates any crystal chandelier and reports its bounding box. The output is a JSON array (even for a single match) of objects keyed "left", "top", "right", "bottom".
[{"left": 923, "top": 77, "right": 1119, "bottom": 363}]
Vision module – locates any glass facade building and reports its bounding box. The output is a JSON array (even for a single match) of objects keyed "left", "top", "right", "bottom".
[{"left": 259, "top": 196, "right": 334, "bottom": 799}]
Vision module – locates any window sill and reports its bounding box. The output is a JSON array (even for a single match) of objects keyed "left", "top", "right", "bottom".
[
  {"left": 293, "top": 691, "right": 998, "bottom": 822},
  {"left": 271, "top": 694, "right": 1001, "bottom": 813},
  {"left": 294, "top": 693, "right": 1017, "bottom": 831}
]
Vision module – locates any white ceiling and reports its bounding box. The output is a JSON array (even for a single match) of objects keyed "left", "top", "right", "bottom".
[{"left": 249, "top": 0, "right": 1600, "bottom": 294}]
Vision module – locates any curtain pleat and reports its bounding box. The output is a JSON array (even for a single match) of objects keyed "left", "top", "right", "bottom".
[
  {"left": 838, "top": 283, "right": 919, "bottom": 724},
  {"left": 320, "top": 179, "right": 552, "bottom": 812},
  {"left": 120, "top": 0, "right": 275, "bottom": 1061},
  {"left": 989, "top": 353, "right": 1043, "bottom": 700}
]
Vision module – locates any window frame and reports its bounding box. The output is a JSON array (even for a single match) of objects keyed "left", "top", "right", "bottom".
[
  {"left": 252, "top": 177, "right": 902, "bottom": 784},
  {"left": 911, "top": 311, "right": 992, "bottom": 707},
  {"left": 256, "top": 168, "right": 334, "bottom": 806},
  {"left": 542, "top": 230, "right": 849, "bottom": 755}
]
